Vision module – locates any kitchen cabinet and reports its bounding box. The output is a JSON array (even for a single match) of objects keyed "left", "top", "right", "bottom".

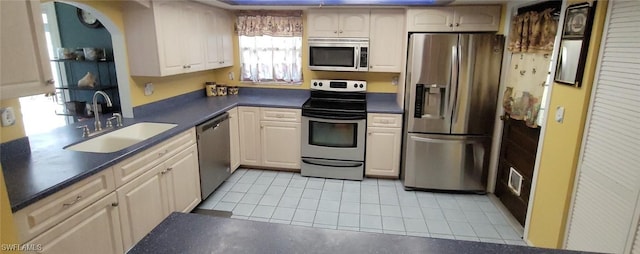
[
  {"left": 13, "top": 169, "right": 116, "bottom": 243},
  {"left": 124, "top": 1, "right": 232, "bottom": 77},
  {"left": 407, "top": 6, "right": 501, "bottom": 32},
  {"left": 117, "top": 131, "right": 200, "bottom": 250},
  {"left": 239, "top": 107, "right": 262, "bottom": 166},
  {"left": 239, "top": 107, "right": 301, "bottom": 169},
  {"left": 229, "top": 108, "right": 241, "bottom": 172},
  {"left": 0, "top": 0, "right": 55, "bottom": 99},
  {"left": 369, "top": 9, "right": 405, "bottom": 73},
  {"left": 261, "top": 121, "right": 301, "bottom": 169},
  {"left": 365, "top": 114, "right": 402, "bottom": 178},
  {"left": 204, "top": 8, "right": 234, "bottom": 69},
  {"left": 25, "top": 193, "right": 123, "bottom": 254},
  {"left": 307, "top": 9, "right": 370, "bottom": 38}
]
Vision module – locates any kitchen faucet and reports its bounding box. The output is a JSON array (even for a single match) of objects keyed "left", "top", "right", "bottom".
[{"left": 92, "top": 91, "right": 113, "bottom": 131}]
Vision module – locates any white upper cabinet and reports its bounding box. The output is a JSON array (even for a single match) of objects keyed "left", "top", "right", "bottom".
[
  {"left": 369, "top": 9, "right": 405, "bottom": 73},
  {"left": 124, "top": 1, "right": 231, "bottom": 77},
  {"left": 307, "top": 9, "right": 370, "bottom": 38},
  {"left": 407, "top": 6, "right": 500, "bottom": 32},
  {"left": 1, "top": 0, "right": 55, "bottom": 99},
  {"left": 204, "top": 8, "right": 234, "bottom": 69}
]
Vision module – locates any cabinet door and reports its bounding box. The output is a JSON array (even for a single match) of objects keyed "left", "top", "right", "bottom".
[
  {"left": 238, "top": 107, "right": 261, "bottom": 166},
  {"left": 164, "top": 144, "right": 201, "bottom": 213},
  {"left": 261, "top": 121, "right": 301, "bottom": 169},
  {"left": 229, "top": 108, "right": 241, "bottom": 172},
  {"left": 155, "top": 1, "right": 187, "bottom": 76},
  {"left": 452, "top": 6, "right": 501, "bottom": 32},
  {"left": 339, "top": 9, "right": 370, "bottom": 38},
  {"left": 307, "top": 10, "right": 340, "bottom": 37},
  {"left": 218, "top": 10, "right": 234, "bottom": 67},
  {"left": 26, "top": 193, "right": 123, "bottom": 254},
  {"left": 183, "top": 3, "right": 205, "bottom": 72},
  {"left": 204, "top": 8, "right": 223, "bottom": 69},
  {"left": 365, "top": 127, "right": 402, "bottom": 177},
  {"left": 369, "top": 9, "right": 405, "bottom": 73},
  {"left": 0, "top": 0, "right": 54, "bottom": 99},
  {"left": 117, "top": 163, "right": 169, "bottom": 250},
  {"left": 406, "top": 8, "right": 454, "bottom": 32}
]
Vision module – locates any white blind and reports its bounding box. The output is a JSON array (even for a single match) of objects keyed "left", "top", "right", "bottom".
[{"left": 566, "top": 1, "right": 640, "bottom": 253}]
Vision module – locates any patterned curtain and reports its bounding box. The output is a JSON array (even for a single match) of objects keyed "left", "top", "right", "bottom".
[
  {"left": 504, "top": 8, "right": 558, "bottom": 128},
  {"left": 507, "top": 8, "right": 557, "bottom": 53},
  {"left": 235, "top": 10, "right": 303, "bottom": 37}
]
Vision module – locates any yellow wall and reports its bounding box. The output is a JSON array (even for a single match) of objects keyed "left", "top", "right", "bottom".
[
  {"left": 527, "top": 0, "right": 608, "bottom": 248},
  {"left": 0, "top": 99, "right": 27, "bottom": 143},
  {"left": 1, "top": 166, "right": 21, "bottom": 253},
  {"left": 213, "top": 13, "right": 400, "bottom": 93}
]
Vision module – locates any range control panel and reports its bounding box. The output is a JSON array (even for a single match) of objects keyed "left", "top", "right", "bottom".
[{"left": 310, "top": 79, "right": 367, "bottom": 92}]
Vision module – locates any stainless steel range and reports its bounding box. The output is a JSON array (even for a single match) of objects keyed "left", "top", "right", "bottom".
[{"left": 301, "top": 79, "right": 367, "bottom": 180}]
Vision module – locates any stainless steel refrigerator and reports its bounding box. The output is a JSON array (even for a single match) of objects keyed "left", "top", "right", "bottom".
[{"left": 402, "top": 33, "right": 504, "bottom": 192}]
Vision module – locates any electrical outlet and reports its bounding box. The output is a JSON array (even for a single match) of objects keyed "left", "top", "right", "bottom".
[
  {"left": 144, "top": 83, "right": 154, "bottom": 96},
  {"left": 555, "top": 106, "right": 565, "bottom": 123},
  {"left": 228, "top": 72, "right": 234, "bottom": 80},
  {"left": 391, "top": 76, "right": 399, "bottom": 86},
  {"left": 1, "top": 107, "right": 16, "bottom": 127}
]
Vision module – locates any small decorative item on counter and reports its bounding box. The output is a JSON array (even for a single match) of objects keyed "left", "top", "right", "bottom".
[
  {"left": 205, "top": 82, "right": 217, "bottom": 97},
  {"left": 77, "top": 72, "right": 96, "bottom": 88},
  {"left": 57, "top": 48, "right": 75, "bottom": 59},
  {"left": 217, "top": 85, "right": 228, "bottom": 96},
  {"left": 228, "top": 86, "right": 239, "bottom": 95}
]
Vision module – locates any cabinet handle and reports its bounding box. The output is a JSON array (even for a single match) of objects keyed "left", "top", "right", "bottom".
[
  {"left": 111, "top": 202, "right": 119, "bottom": 207},
  {"left": 455, "top": 23, "right": 460, "bottom": 27},
  {"left": 166, "top": 167, "right": 173, "bottom": 171},
  {"left": 158, "top": 149, "right": 169, "bottom": 157},
  {"left": 334, "top": 31, "right": 338, "bottom": 34},
  {"left": 183, "top": 65, "right": 187, "bottom": 69},
  {"left": 368, "top": 132, "right": 372, "bottom": 136},
  {"left": 370, "top": 66, "right": 373, "bottom": 68},
  {"left": 160, "top": 169, "right": 168, "bottom": 175},
  {"left": 46, "top": 79, "right": 55, "bottom": 85},
  {"left": 62, "top": 195, "right": 82, "bottom": 207},
  {"left": 448, "top": 23, "right": 453, "bottom": 27},
  {"left": 339, "top": 30, "right": 343, "bottom": 34}
]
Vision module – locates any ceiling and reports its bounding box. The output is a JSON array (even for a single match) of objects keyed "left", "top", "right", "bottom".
[{"left": 194, "top": 0, "right": 510, "bottom": 9}]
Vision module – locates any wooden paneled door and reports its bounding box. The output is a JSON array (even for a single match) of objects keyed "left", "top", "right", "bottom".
[{"left": 494, "top": 116, "right": 540, "bottom": 226}]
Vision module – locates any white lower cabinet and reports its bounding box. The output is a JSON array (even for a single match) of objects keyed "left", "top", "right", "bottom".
[
  {"left": 25, "top": 193, "right": 123, "bottom": 254},
  {"left": 261, "top": 121, "right": 301, "bottom": 169},
  {"left": 118, "top": 143, "right": 200, "bottom": 250},
  {"left": 238, "top": 106, "right": 301, "bottom": 169},
  {"left": 365, "top": 114, "right": 402, "bottom": 178},
  {"left": 228, "top": 108, "right": 241, "bottom": 172}
]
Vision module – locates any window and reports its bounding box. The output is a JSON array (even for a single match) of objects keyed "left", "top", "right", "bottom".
[
  {"left": 239, "top": 35, "right": 302, "bottom": 83},
  {"left": 235, "top": 10, "right": 303, "bottom": 84}
]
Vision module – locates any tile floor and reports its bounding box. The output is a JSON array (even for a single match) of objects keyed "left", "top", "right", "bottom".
[{"left": 197, "top": 168, "right": 527, "bottom": 246}]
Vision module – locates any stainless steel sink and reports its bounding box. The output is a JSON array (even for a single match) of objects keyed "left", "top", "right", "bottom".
[{"left": 65, "top": 122, "right": 178, "bottom": 153}]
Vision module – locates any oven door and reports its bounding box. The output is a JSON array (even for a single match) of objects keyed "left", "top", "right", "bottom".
[{"left": 302, "top": 116, "right": 366, "bottom": 161}]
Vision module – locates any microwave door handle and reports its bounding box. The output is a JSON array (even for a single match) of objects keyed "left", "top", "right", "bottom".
[{"left": 354, "top": 47, "right": 360, "bottom": 71}]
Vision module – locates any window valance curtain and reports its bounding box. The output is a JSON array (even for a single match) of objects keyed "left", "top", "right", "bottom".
[
  {"left": 235, "top": 10, "right": 303, "bottom": 37},
  {"left": 507, "top": 8, "right": 558, "bottom": 53}
]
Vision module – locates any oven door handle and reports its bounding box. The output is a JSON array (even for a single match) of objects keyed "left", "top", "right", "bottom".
[
  {"left": 302, "top": 159, "right": 363, "bottom": 168},
  {"left": 302, "top": 111, "right": 366, "bottom": 120}
]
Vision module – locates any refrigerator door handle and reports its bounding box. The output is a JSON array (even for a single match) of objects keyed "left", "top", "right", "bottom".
[
  {"left": 411, "top": 135, "right": 484, "bottom": 144},
  {"left": 451, "top": 43, "right": 462, "bottom": 123},
  {"left": 449, "top": 45, "right": 459, "bottom": 123}
]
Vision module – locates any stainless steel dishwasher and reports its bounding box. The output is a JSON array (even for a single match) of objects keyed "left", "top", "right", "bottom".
[{"left": 196, "top": 112, "right": 230, "bottom": 200}]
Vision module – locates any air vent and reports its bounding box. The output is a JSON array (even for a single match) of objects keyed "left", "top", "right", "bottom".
[{"left": 508, "top": 167, "right": 523, "bottom": 196}]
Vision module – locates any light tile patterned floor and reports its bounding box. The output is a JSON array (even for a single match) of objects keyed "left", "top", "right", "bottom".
[{"left": 197, "top": 168, "right": 527, "bottom": 246}]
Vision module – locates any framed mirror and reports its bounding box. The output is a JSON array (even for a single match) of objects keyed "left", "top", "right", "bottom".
[{"left": 554, "top": 2, "right": 596, "bottom": 87}]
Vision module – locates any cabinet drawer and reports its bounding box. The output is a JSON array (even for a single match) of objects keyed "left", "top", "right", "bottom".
[
  {"left": 261, "top": 108, "right": 301, "bottom": 123},
  {"left": 113, "top": 128, "right": 196, "bottom": 187},
  {"left": 368, "top": 113, "right": 402, "bottom": 128},
  {"left": 14, "top": 169, "right": 116, "bottom": 243}
]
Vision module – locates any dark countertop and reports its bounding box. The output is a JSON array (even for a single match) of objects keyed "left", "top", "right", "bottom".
[
  {"left": 128, "top": 212, "right": 586, "bottom": 254},
  {"left": 2, "top": 89, "right": 403, "bottom": 212},
  {"left": 367, "top": 93, "right": 403, "bottom": 114}
]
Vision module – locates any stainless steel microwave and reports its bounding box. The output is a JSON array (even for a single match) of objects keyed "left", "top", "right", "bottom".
[{"left": 308, "top": 38, "right": 369, "bottom": 72}]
